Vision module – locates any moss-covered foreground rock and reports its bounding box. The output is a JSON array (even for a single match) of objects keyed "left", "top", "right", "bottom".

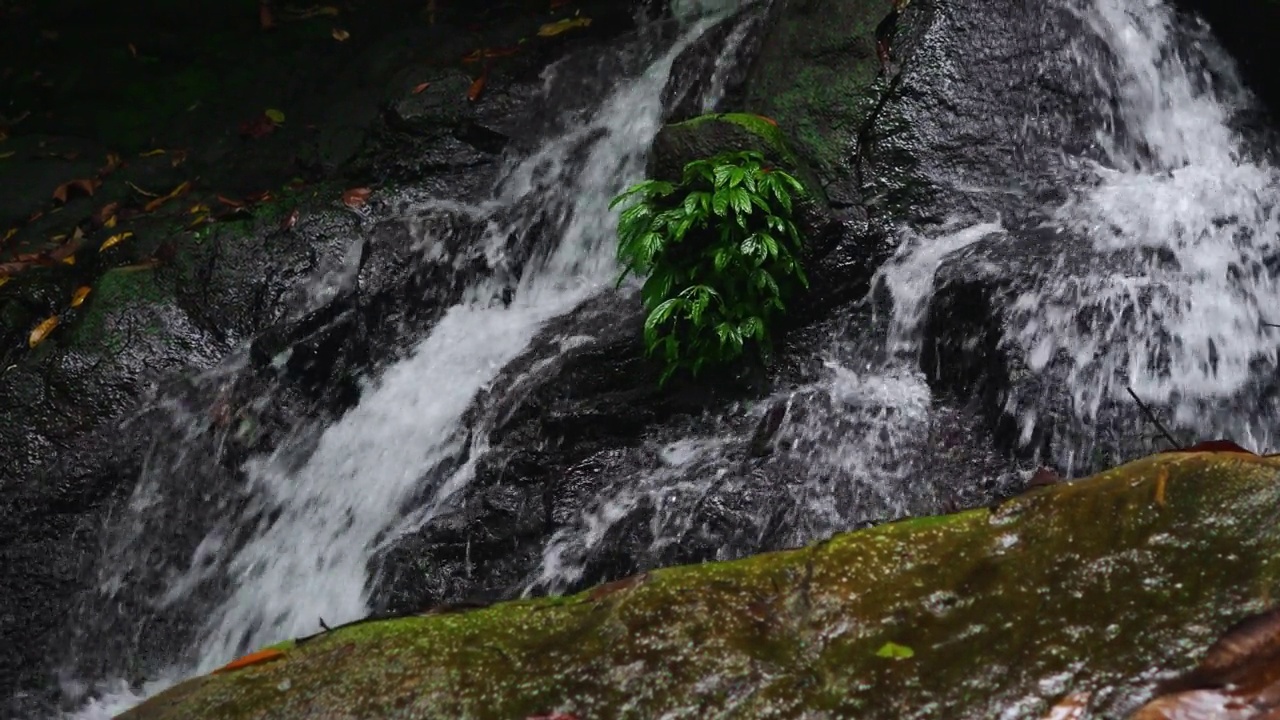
[{"left": 123, "top": 451, "right": 1280, "bottom": 719}]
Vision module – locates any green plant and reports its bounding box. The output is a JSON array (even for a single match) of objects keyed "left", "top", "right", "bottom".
[{"left": 611, "top": 150, "right": 809, "bottom": 384}]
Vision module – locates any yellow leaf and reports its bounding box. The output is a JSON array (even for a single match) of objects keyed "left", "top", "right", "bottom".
[
  {"left": 265, "top": 108, "right": 286, "bottom": 124},
  {"left": 100, "top": 231, "right": 134, "bottom": 252},
  {"left": 2, "top": 228, "right": 16, "bottom": 242},
  {"left": 104, "top": 215, "right": 118, "bottom": 228},
  {"left": 51, "top": 233, "right": 67, "bottom": 242},
  {"left": 0, "top": 151, "right": 14, "bottom": 160},
  {"left": 537, "top": 16, "right": 591, "bottom": 36},
  {"left": 0, "top": 275, "right": 9, "bottom": 289},
  {"left": 61, "top": 255, "right": 75, "bottom": 266},
  {"left": 331, "top": 27, "right": 350, "bottom": 41},
  {"left": 140, "top": 148, "right": 167, "bottom": 157},
  {"left": 70, "top": 286, "right": 91, "bottom": 308},
  {"left": 189, "top": 203, "right": 210, "bottom": 215},
  {"left": 29, "top": 316, "right": 58, "bottom": 348}
]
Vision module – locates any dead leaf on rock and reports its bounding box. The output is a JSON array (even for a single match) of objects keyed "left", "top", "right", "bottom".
[
  {"left": 342, "top": 187, "right": 372, "bottom": 208},
  {"left": 0, "top": 275, "right": 9, "bottom": 289},
  {"left": 467, "top": 69, "right": 488, "bottom": 102},
  {"left": 28, "top": 315, "right": 58, "bottom": 348},
  {"left": 127, "top": 180, "right": 160, "bottom": 198},
  {"left": 281, "top": 207, "right": 299, "bottom": 231},
  {"left": 144, "top": 180, "right": 192, "bottom": 212},
  {"left": 100, "top": 231, "right": 134, "bottom": 252},
  {"left": 331, "top": 27, "right": 350, "bottom": 41},
  {"left": 217, "top": 195, "right": 246, "bottom": 209},
  {"left": 537, "top": 16, "right": 591, "bottom": 37},
  {"left": 70, "top": 286, "right": 90, "bottom": 308},
  {"left": 214, "top": 648, "right": 284, "bottom": 674},
  {"left": 412, "top": 81, "right": 431, "bottom": 94},
  {"left": 52, "top": 178, "right": 100, "bottom": 203},
  {"left": 93, "top": 201, "right": 119, "bottom": 227}
]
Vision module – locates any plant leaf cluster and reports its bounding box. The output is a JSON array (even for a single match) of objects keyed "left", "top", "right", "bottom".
[{"left": 611, "top": 150, "right": 808, "bottom": 384}]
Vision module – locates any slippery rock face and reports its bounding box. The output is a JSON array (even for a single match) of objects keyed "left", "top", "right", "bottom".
[{"left": 124, "top": 451, "right": 1280, "bottom": 720}]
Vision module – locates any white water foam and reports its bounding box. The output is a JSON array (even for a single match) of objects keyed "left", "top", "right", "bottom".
[
  {"left": 1010, "top": 0, "right": 1280, "bottom": 442},
  {"left": 63, "top": 18, "right": 726, "bottom": 718}
]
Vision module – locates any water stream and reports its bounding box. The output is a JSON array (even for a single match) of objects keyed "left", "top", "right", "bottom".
[{"left": 53, "top": 0, "right": 1280, "bottom": 715}]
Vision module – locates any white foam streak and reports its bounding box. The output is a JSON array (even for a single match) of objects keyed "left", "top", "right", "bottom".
[
  {"left": 1012, "top": 0, "right": 1280, "bottom": 437},
  {"left": 184, "top": 17, "right": 718, "bottom": 671}
]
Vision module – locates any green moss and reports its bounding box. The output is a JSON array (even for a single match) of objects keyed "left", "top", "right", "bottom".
[
  {"left": 68, "top": 267, "right": 168, "bottom": 352},
  {"left": 123, "top": 452, "right": 1280, "bottom": 720},
  {"left": 742, "top": 0, "right": 890, "bottom": 182}
]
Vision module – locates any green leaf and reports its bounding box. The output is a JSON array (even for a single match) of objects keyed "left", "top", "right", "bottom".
[
  {"left": 875, "top": 642, "right": 915, "bottom": 660},
  {"left": 712, "top": 188, "right": 731, "bottom": 217},
  {"left": 730, "top": 187, "right": 752, "bottom": 217}
]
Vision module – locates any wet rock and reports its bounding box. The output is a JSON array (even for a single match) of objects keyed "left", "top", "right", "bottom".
[
  {"left": 123, "top": 451, "right": 1280, "bottom": 720},
  {"left": 1175, "top": 0, "right": 1280, "bottom": 119}
]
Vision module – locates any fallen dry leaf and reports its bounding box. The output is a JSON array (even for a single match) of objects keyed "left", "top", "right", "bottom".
[
  {"left": 0, "top": 151, "right": 13, "bottom": 160},
  {"left": 342, "top": 187, "right": 372, "bottom": 208},
  {"left": 144, "top": 180, "right": 192, "bottom": 212},
  {"left": 537, "top": 16, "right": 591, "bottom": 37},
  {"left": 265, "top": 108, "right": 286, "bottom": 124},
  {"left": 70, "top": 286, "right": 91, "bottom": 308},
  {"left": 281, "top": 207, "right": 299, "bottom": 231},
  {"left": 52, "top": 178, "right": 100, "bottom": 203},
  {"left": 0, "top": 275, "right": 9, "bottom": 289},
  {"left": 331, "top": 27, "right": 350, "bottom": 41},
  {"left": 128, "top": 42, "right": 138, "bottom": 58},
  {"left": 467, "top": 69, "right": 488, "bottom": 102},
  {"left": 99, "top": 231, "right": 134, "bottom": 252},
  {"left": 412, "top": 81, "right": 431, "bottom": 94},
  {"left": 217, "top": 195, "right": 246, "bottom": 209},
  {"left": 61, "top": 255, "right": 75, "bottom": 266},
  {"left": 214, "top": 648, "right": 285, "bottom": 674},
  {"left": 170, "top": 149, "right": 188, "bottom": 167},
  {"left": 140, "top": 148, "right": 166, "bottom": 157},
  {"left": 2, "top": 228, "right": 16, "bottom": 243},
  {"left": 93, "top": 201, "right": 119, "bottom": 226},
  {"left": 28, "top": 315, "right": 58, "bottom": 348}
]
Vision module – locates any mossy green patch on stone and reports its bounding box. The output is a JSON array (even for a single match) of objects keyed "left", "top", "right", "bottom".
[
  {"left": 741, "top": 0, "right": 902, "bottom": 196},
  {"left": 123, "top": 452, "right": 1280, "bottom": 720},
  {"left": 68, "top": 267, "right": 169, "bottom": 353}
]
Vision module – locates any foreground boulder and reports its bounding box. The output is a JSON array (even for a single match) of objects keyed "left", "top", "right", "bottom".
[{"left": 123, "top": 451, "right": 1280, "bottom": 719}]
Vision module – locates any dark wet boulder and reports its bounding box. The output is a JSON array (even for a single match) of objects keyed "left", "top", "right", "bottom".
[{"left": 1174, "top": 0, "right": 1280, "bottom": 119}]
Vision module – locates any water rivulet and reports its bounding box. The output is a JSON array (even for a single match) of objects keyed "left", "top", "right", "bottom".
[{"left": 23, "top": 0, "right": 1280, "bottom": 716}]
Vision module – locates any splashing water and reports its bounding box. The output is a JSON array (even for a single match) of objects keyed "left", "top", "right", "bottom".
[{"left": 1009, "top": 0, "right": 1280, "bottom": 447}]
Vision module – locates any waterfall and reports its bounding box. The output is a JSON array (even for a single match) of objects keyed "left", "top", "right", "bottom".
[
  {"left": 1007, "top": 0, "right": 1280, "bottom": 458},
  {"left": 60, "top": 12, "right": 743, "bottom": 718}
]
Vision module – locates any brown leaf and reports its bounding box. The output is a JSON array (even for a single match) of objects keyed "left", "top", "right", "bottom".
[
  {"left": 170, "top": 149, "right": 188, "bottom": 167},
  {"left": 0, "top": 275, "right": 9, "bottom": 289},
  {"left": 100, "top": 231, "right": 134, "bottom": 252},
  {"left": 467, "top": 69, "right": 488, "bottom": 102},
  {"left": 28, "top": 315, "right": 58, "bottom": 348},
  {"left": 1027, "top": 467, "right": 1061, "bottom": 489},
  {"left": 259, "top": 0, "right": 276, "bottom": 30},
  {"left": 52, "top": 178, "right": 100, "bottom": 203},
  {"left": 214, "top": 648, "right": 284, "bottom": 674},
  {"left": 93, "top": 201, "right": 120, "bottom": 226},
  {"left": 281, "top": 208, "right": 299, "bottom": 231},
  {"left": 412, "top": 81, "right": 431, "bottom": 94},
  {"left": 331, "top": 27, "right": 350, "bottom": 41},
  {"left": 342, "top": 187, "right": 372, "bottom": 208},
  {"left": 70, "top": 286, "right": 91, "bottom": 308},
  {"left": 244, "top": 190, "right": 273, "bottom": 204},
  {"left": 127, "top": 42, "right": 138, "bottom": 58},
  {"left": 144, "top": 180, "right": 192, "bottom": 212},
  {"left": 217, "top": 194, "right": 247, "bottom": 209}
]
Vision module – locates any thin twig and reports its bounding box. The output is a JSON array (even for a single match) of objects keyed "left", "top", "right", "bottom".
[
  {"left": 318, "top": 617, "right": 332, "bottom": 632},
  {"left": 1126, "top": 386, "right": 1181, "bottom": 449}
]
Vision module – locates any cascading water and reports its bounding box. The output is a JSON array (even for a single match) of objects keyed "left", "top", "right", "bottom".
[
  {"left": 1005, "top": 0, "right": 1280, "bottom": 459},
  {"left": 44, "top": 0, "right": 1280, "bottom": 715},
  {"left": 59, "top": 11, "right": 739, "bottom": 718}
]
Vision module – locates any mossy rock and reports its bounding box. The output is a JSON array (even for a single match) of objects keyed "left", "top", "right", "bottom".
[
  {"left": 123, "top": 451, "right": 1280, "bottom": 719},
  {"left": 648, "top": 112, "right": 828, "bottom": 210}
]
